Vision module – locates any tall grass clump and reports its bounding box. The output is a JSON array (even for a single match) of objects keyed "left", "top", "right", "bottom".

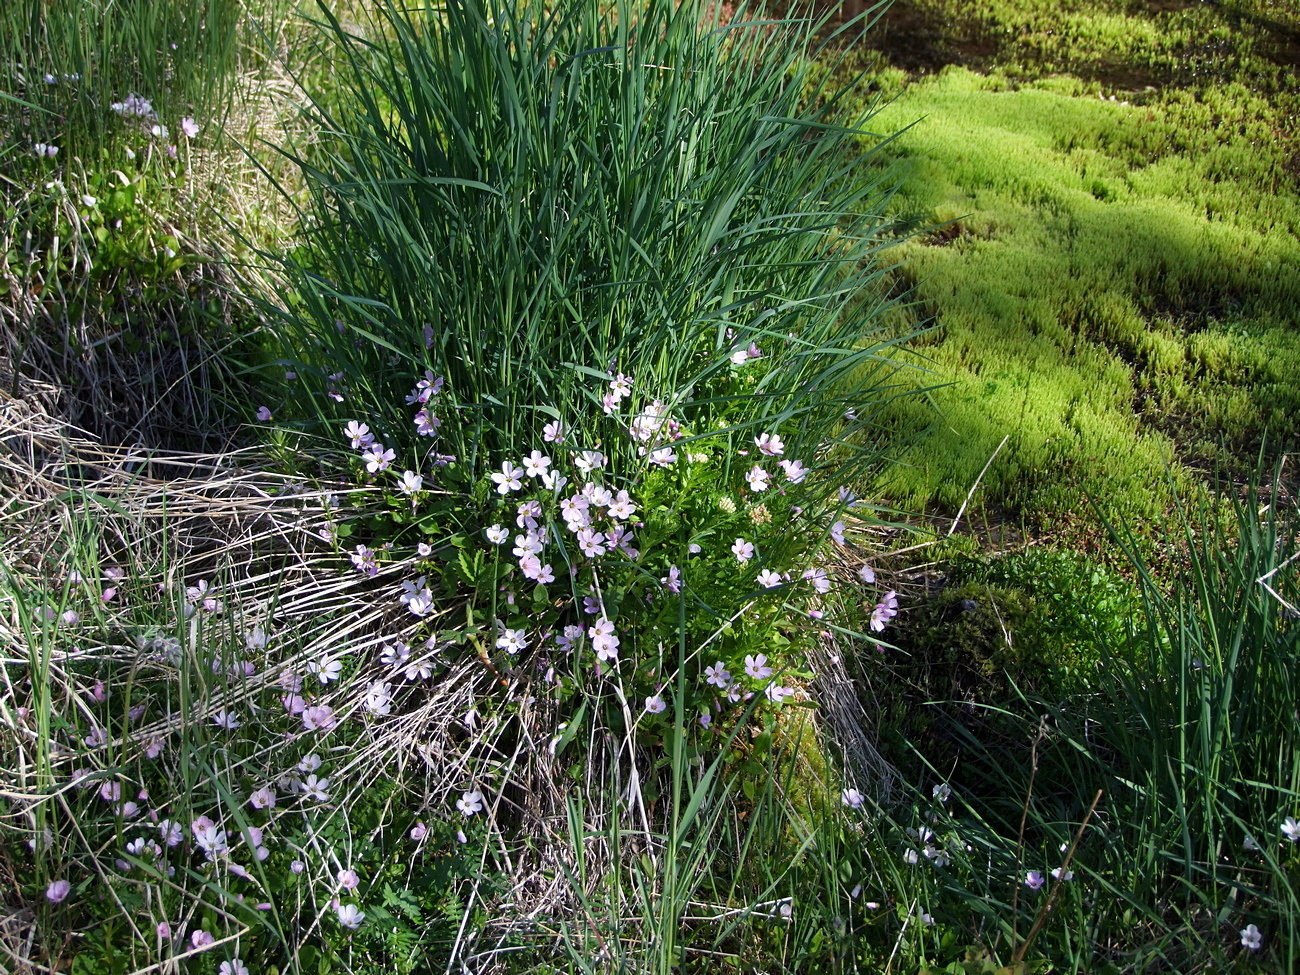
[
  {"left": 1, "top": 0, "right": 254, "bottom": 155},
  {"left": 268, "top": 0, "right": 903, "bottom": 482},
  {"left": 889, "top": 466, "right": 1300, "bottom": 970},
  {"left": 239, "top": 2, "right": 925, "bottom": 966}
]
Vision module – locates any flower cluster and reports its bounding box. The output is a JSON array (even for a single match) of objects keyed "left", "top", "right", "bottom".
[{"left": 321, "top": 365, "right": 904, "bottom": 740}]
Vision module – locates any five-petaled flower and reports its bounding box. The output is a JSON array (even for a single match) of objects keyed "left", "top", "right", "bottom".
[
  {"left": 491, "top": 461, "right": 524, "bottom": 494},
  {"left": 361, "top": 444, "right": 395, "bottom": 473},
  {"left": 704, "top": 662, "right": 731, "bottom": 688},
  {"left": 496, "top": 628, "right": 528, "bottom": 654},
  {"left": 521, "top": 450, "right": 551, "bottom": 478},
  {"left": 457, "top": 790, "right": 484, "bottom": 816},
  {"left": 1240, "top": 924, "right": 1263, "bottom": 951},
  {"left": 336, "top": 903, "right": 365, "bottom": 930}
]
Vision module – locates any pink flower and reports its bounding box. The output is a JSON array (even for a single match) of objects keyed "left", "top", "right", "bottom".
[
  {"left": 45, "top": 880, "right": 71, "bottom": 903},
  {"left": 343, "top": 421, "right": 374, "bottom": 449},
  {"left": 660, "top": 565, "right": 682, "bottom": 593},
  {"left": 249, "top": 786, "right": 276, "bottom": 810},
  {"left": 588, "top": 617, "right": 620, "bottom": 661},
  {"left": 180, "top": 117, "right": 200, "bottom": 138},
  {"left": 361, "top": 444, "right": 396, "bottom": 473},
  {"left": 491, "top": 461, "right": 525, "bottom": 494},
  {"left": 302, "top": 704, "right": 338, "bottom": 732},
  {"left": 778, "top": 458, "right": 807, "bottom": 483},
  {"left": 337, "top": 868, "right": 360, "bottom": 890},
  {"left": 521, "top": 450, "right": 551, "bottom": 478}
]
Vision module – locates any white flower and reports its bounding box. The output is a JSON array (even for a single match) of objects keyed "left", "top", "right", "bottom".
[
  {"left": 486, "top": 524, "right": 509, "bottom": 544},
  {"left": 644, "top": 695, "right": 667, "bottom": 714},
  {"left": 364, "top": 681, "right": 393, "bottom": 715},
  {"left": 731, "top": 538, "right": 754, "bottom": 563},
  {"left": 336, "top": 903, "right": 365, "bottom": 930},
  {"left": 755, "top": 433, "right": 784, "bottom": 456},
  {"left": 457, "top": 790, "right": 484, "bottom": 816},
  {"left": 379, "top": 641, "right": 410, "bottom": 668},
  {"left": 219, "top": 961, "right": 249, "bottom": 975},
  {"left": 1051, "top": 867, "right": 1074, "bottom": 881},
  {"left": 491, "top": 461, "right": 524, "bottom": 494},
  {"left": 841, "top": 788, "right": 864, "bottom": 809},
  {"left": 307, "top": 656, "right": 343, "bottom": 684},
  {"left": 496, "top": 628, "right": 528, "bottom": 655},
  {"left": 857, "top": 564, "right": 876, "bottom": 584},
  {"left": 932, "top": 783, "right": 951, "bottom": 803},
  {"left": 648, "top": 446, "right": 677, "bottom": 467},
  {"left": 574, "top": 450, "right": 605, "bottom": 474},
  {"left": 361, "top": 444, "right": 395, "bottom": 473},
  {"left": 1240, "top": 923, "right": 1263, "bottom": 951},
  {"left": 779, "top": 458, "right": 807, "bottom": 483},
  {"left": 745, "top": 466, "right": 770, "bottom": 492},
  {"left": 193, "top": 824, "right": 228, "bottom": 858},
  {"left": 406, "top": 592, "right": 435, "bottom": 617},
  {"left": 211, "top": 709, "right": 240, "bottom": 730},
  {"left": 397, "top": 470, "right": 423, "bottom": 494},
  {"left": 539, "top": 469, "right": 568, "bottom": 491},
  {"left": 830, "top": 520, "right": 846, "bottom": 544},
  {"left": 1282, "top": 816, "right": 1300, "bottom": 842},
  {"left": 521, "top": 450, "right": 551, "bottom": 478},
  {"left": 756, "top": 569, "right": 783, "bottom": 589},
  {"left": 343, "top": 421, "right": 374, "bottom": 449}
]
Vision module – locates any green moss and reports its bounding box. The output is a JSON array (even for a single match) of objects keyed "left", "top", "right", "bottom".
[{"left": 836, "top": 3, "right": 1300, "bottom": 526}]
